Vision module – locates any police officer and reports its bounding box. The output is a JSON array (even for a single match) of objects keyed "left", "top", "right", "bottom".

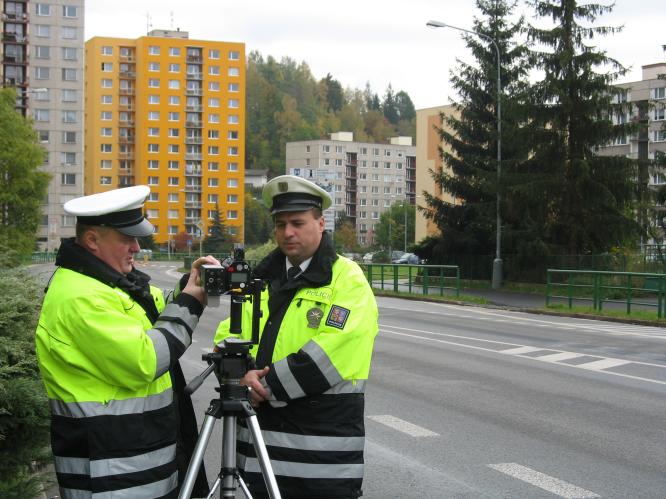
[
  {"left": 35, "top": 185, "right": 215, "bottom": 498},
  {"left": 214, "top": 175, "right": 379, "bottom": 499}
]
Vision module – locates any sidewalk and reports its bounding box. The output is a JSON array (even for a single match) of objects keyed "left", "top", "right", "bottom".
[{"left": 461, "top": 288, "right": 546, "bottom": 309}]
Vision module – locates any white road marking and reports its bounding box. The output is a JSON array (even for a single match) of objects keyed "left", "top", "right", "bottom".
[
  {"left": 367, "top": 415, "right": 439, "bottom": 437},
  {"left": 535, "top": 352, "right": 585, "bottom": 362},
  {"left": 501, "top": 346, "right": 545, "bottom": 355},
  {"left": 379, "top": 327, "right": 666, "bottom": 385},
  {"left": 578, "top": 358, "right": 631, "bottom": 370},
  {"left": 488, "top": 463, "right": 599, "bottom": 498}
]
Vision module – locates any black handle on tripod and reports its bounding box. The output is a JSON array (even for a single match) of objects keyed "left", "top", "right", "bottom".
[{"left": 184, "top": 355, "right": 217, "bottom": 395}]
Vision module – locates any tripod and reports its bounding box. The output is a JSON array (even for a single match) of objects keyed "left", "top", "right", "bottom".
[
  {"left": 178, "top": 338, "right": 281, "bottom": 499},
  {"left": 180, "top": 274, "right": 281, "bottom": 499}
]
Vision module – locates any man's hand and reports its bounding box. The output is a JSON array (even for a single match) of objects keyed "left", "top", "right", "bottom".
[
  {"left": 182, "top": 255, "right": 221, "bottom": 305},
  {"left": 240, "top": 367, "right": 270, "bottom": 407}
]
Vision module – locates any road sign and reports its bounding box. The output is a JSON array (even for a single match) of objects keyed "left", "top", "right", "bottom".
[{"left": 196, "top": 220, "right": 205, "bottom": 231}]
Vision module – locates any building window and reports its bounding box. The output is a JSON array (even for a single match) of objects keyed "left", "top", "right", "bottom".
[
  {"left": 61, "top": 26, "right": 77, "bottom": 39},
  {"left": 148, "top": 94, "right": 160, "bottom": 105},
  {"left": 227, "top": 194, "right": 238, "bottom": 203},
  {"left": 208, "top": 178, "right": 219, "bottom": 187},
  {"left": 148, "top": 144, "right": 159, "bottom": 153},
  {"left": 208, "top": 129, "right": 219, "bottom": 139},
  {"left": 209, "top": 97, "right": 220, "bottom": 107},
  {"left": 101, "top": 95, "right": 112, "bottom": 104},
  {"left": 146, "top": 209, "right": 159, "bottom": 219},
  {"left": 209, "top": 81, "right": 220, "bottom": 91},
  {"left": 36, "top": 46, "right": 50, "bottom": 59},
  {"left": 228, "top": 130, "right": 238, "bottom": 140},
  {"left": 100, "top": 144, "right": 112, "bottom": 153},
  {"left": 208, "top": 162, "right": 219, "bottom": 171},
  {"left": 100, "top": 160, "right": 111, "bottom": 169},
  {"left": 38, "top": 130, "right": 49, "bottom": 143},
  {"left": 654, "top": 107, "right": 666, "bottom": 121},
  {"left": 148, "top": 176, "right": 159, "bottom": 185},
  {"left": 62, "top": 68, "right": 77, "bottom": 81},
  {"left": 148, "top": 160, "right": 159, "bottom": 169},
  {"left": 101, "top": 78, "right": 113, "bottom": 88},
  {"left": 169, "top": 95, "right": 180, "bottom": 105},
  {"left": 169, "top": 128, "right": 180, "bottom": 137},
  {"left": 168, "top": 160, "right": 179, "bottom": 170},
  {"left": 36, "top": 3, "right": 51, "bottom": 16},
  {"left": 62, "top": 5, "right": 77, "bottom": 17},
  {"left": 61, "top": 173, "right": 76, "bottom": 185},
  {"left": 35, "top": 25, "right": 50, "bottom": 37},
  {"left": 227, "top": 147, "right": 238, "bottom": 156},
  {"left": 228, "top": 115, "right": 239, "bottom": 124},
  {"left": 209, "top": 65, "right": 220, "bottom": 75},
  {"left": 101, "top": 46, "right": 113, "bottom": 55},
  {"left": 62, "top": 111, "right": 77, "bottom": 123},
  {"left": 62, "top": 47, "right": 77, "bottom": 60},
  {"left": 35, "top": 67, "right": 50, "bottom": 79},
  {"left": 100, "top": 111, "right": 112, "bottom": 121},
  {"left": 384, "top": 162, "right": 391, "bottom": 169},
  {"left": 169, "top": 63, "right": 180, "bottom": 72},
  {"left": 207, "top": 146, "right": 218, "bottom": 155},
  {"left": 169, "top": 112, "right": 180, "bottom": 121},
  {"left": 147, "top": 193, "right": 159, "bottom": 202},
  {"left": 227, "top": 178, "right": 238, "bottom": 188},
  {"left": 99, "top": 176, "right": 112, "bottom": 185},
  {"left": 148, "top": 127, "right": 159, "bottom": 137},
  {"left": 228, "top": 99, "right": 239, "bottom": 108},
  {"left": 208, "top": 194, "right": 218, "bottom": 203},
  {"left": 227, "top": 162, "right": 238, "bottom": 172},
  {"left": 35, "top": 109, "right": 50, "bottom": 122},
  {"left": 168, "top": 209, "right": 178, "bottom": 219},
  {"left": 168, "top": 193, "right": 179, "bottom": 203},
  {"left": 228, "top": 67, "right": 240, "bottom": 77},
  {"left": 168, "top": 177, "right": 179, "bottom": 186},
  {"left": 653, "top": 130, "right": 666, "bottom": 142},
  {"left": 149, "top": 78, "right": 160, "bottom": 88},
  {"left": 229, "top": 51, "right": 240, "bottom": 60},
  {"left": 61, "top": 152, "right": 76, "bottom": 164},
  {"left": 227, "top": 210, "right": 238, "bottom": 220},
  {"left": 228, "top": 83, "right": 239, "bottom": 92},
  {"left": 101, "top": 62, "right": 113, "bottom": 73},
  {"left": 169, "top": 79, "right": 180, "bottom": 89},
  {"left": 149, "top": 62, "right": 160, "bottom": 72},
  {"left": 169, "top": 47, "right": 180, "bottom": 57},
  {"left": 149, "top": 45, "right": 160, "bottom": 55},
  {"left": 209, "top": 49, "right": 220, "bottom": 59},
  {"left": 147, "top": 111, "right": 159, "bottom": 121},
  {"left": 62, "top": 131, "right": 77, "bottom": 143},
  {"left": 653, "top": 87, "right": 666, "bottom": 100},
  {"left": 169, "top": 144, "right": 180, "bottom": 154}
]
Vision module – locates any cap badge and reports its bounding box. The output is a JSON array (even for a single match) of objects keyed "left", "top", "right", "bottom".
[{"left": 278, "top": 182, "right": 289, "bottom": 193}]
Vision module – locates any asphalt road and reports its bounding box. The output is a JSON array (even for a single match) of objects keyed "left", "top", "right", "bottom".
[{"left": 30, "top": 262, "right": 666, "bottom": 498}]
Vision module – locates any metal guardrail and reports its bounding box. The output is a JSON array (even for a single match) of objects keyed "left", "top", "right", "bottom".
[
  {"left": 546, "top": 269, "right": 666, "bottom": 318},
  {"left": 362, "top": 264, "right": 460, "bottom": 297}
]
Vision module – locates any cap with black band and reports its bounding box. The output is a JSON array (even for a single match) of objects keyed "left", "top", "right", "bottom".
[
  {"left": 64, "top": 185, "right": 155, "bottom": 237},
  {"left": 262, "top": 175, "right": 332, "bottom": 215}
]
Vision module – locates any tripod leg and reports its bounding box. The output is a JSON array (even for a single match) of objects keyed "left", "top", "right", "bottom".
[
  {"left": 179, "top": 414, "right": 218, "bottom": 499},
  {"left": 246, "top": 414, "right": 282, "bottom": 499},
  {"left": 220, "top": 416, "right": 238, "bottom": 498}
]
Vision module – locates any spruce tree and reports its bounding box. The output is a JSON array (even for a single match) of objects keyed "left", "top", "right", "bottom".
[
  {"left": 422, "top": 0, "right": 530, "bottom": 261},
  {"left": 525, "top": 0, "right": 640, "bottom": 254}
]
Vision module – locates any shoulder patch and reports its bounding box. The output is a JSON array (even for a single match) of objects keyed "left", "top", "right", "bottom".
[{"left": 325, "top": 305, "right": 350, "bottom": 329}]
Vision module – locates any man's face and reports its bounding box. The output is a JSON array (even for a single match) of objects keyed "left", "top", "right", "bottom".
[
  {"left": 274, "top": 210, "right": 325, "bottom": 265},
  {"left": 89, "top": 228, "right": 140, "bottom": 274}
]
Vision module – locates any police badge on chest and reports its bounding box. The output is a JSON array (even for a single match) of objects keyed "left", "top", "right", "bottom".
[{"left": 306, "top": 307, "right": 324, "bottom": 328}]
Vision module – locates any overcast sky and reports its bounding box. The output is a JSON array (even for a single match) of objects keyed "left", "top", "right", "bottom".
[{"left": 85, "top": 0, "right": 666, "bottom": 110}]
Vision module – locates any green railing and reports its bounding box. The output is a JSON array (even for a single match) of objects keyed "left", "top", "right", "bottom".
[
  {"left": 23, "top": 252, "right": 57, "bottom": 264},
  {"left": 362, "top": 264, "right": 460, "bottom": 297},
  {"left": 546, "top": 269, "right": 666, "bottom": 318}
]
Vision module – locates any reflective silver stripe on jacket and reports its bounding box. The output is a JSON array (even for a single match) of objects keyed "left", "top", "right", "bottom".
[
  {"left": 323, "top": 379, "right": 366, "bottom": 395},
  {"left": 146, "top": 328, "right": 171, "bottom": 378},
  {"left": 59, "top": 471, "right": 178, "bottom": 499},
  {"left": 301, "top": 341, "right": 343, "bottom": 387},
  {"left": 49, "top": 390, "right": 172, "bottom": 418},
  {"left": 54, "top": 443, "right": 176, "bottom": 477},
  {"left": 273, "top": 358, "right": 306, "bottom": 399},
  {"left": 243, "top": 458, "right": 364, "bottom": 479},
  {"left": 156, "top": 301, "right": 199, "bottom": 336},
  {"left": 237, "top": 427, "right": 365, "bottom": 452}
]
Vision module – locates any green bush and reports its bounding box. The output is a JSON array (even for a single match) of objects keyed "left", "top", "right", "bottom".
[{"left": 0, "top": 264, "right": 51, "bottom": 497}]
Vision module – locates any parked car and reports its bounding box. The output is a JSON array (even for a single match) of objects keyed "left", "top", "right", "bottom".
[
  {"left": 390, "top": 250, "right": 406, "bottom": 263},
  {"left": 394, "top": 252, "right": 419, "bottom": 264},
  {"left": 362, "top": 252, "right": 375, "bottom": 263}
]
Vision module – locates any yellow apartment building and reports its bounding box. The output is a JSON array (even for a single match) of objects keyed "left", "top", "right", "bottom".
[{"left": 85, "top": 29, "right": 245, "bottom": 245}]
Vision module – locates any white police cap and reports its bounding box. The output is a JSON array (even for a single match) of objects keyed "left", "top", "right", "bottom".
[
  {"left": 262, "top": 175, "right": 332, "bottom": 215},
  {"left": 63, "top": 185, "right": 155, "bottom": 237}
]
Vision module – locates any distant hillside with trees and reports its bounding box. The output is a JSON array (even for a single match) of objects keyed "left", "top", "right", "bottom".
[{"left": 246, "top": 51, "right": 416, "bottom": 177}]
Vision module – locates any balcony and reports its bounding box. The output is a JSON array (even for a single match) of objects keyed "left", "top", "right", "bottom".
[
  {"left": 185, "top": 169, "right": 202, "bottom": 177},
  {"left": 118, "top": 104, "right": 134, "bottom": 111},
  {"left": 183, "top": 185, "right": 202, "bottom": 192},
  {"left": 118, "top": 152, "right": 134, "bottom": 160},
  {"left": 186, "top": 72, "right": 203, "bottom": 80},
  {"left": 186, "top": 104, "right": 203, "bottom": 112},
  {"left": 119, "top": 54, "right": 135, "bottom": 61},
  {"left": 119, "top": 70, "right": 136, "bottom": 78},
  {"left": 185, "top": 137, "right": 203, "bottom": 145},
  {"left": 119, "top": 88, "right": 135, "bottom": 96},
  {"left": 2, "top": 12, "right": 28, "bottom": 22},
  {"left": 185, "top": 200, "right": 202, "bottom": 208},
  {"left": 185, "top": 153, "right": 202, "bottom": 161},
  {"left": 118, "top": 136, "right": 135, "bottom": 144},
  {"left": 2, "top": 33, "right": 27, "bottom": 43},
  {"left": 118, "top": 120, "right": 135, "bottom": 127},
  {"left": 185, "top": 88, "right": 203, "bottom": 96},
  {"left": 185, "top": 120, "right": 203, "bottom": 128},
  {"left": 186, "top": 55, "right": 203, "bottom": 63}
]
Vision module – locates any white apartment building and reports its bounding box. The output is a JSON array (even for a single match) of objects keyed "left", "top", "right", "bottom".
[
  {"left": 286, "top": 132, "right": 416, "bottom": 245},
  {"left": 2, "top": 0, "right": 85, "bottom": 251}
]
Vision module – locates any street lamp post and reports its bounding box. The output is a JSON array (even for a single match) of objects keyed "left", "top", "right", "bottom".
[{"left": 426, "top": 20, "right": 503, "bottom": 289}]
